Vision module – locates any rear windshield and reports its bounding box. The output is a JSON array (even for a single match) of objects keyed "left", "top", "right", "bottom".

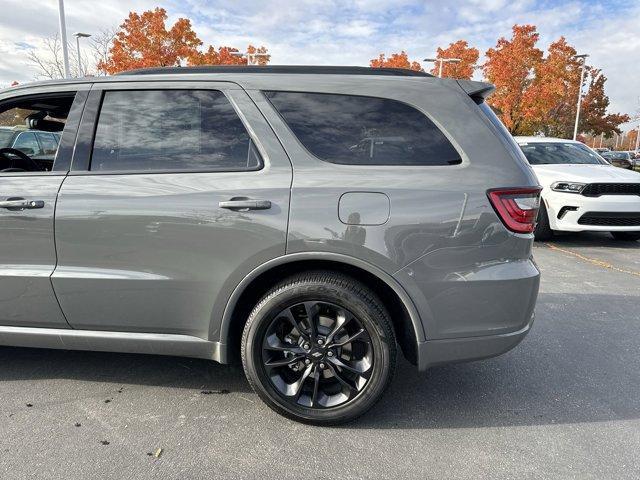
[{"left": 519, "top": 142, "right": 607, "bottom": 165}]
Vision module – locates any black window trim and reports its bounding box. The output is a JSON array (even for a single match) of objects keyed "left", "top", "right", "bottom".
[
  {"left": 262, "top": 89, "right": 464, "bottom": 168},
  {"left": 70, "top": 87, "right": 265, "bottom": 176},
  {"left": 0, "top": 90, "right": 85, "bottom": 177}
]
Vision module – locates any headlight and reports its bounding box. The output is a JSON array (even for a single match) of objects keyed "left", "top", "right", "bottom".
[{"left": 551, "top": 181, "right": 586, "bottom": 193}]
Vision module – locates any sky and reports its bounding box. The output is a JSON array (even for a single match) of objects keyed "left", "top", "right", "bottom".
[{"left": 0, "top": 0, "right": 638, "bottom": 128}]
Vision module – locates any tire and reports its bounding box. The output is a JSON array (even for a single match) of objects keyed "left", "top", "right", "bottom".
[
  {"left": 534, "top": 201, "right": 553, "bottom": 241},
  {"left": 241, "top": 271, "right": 397, "bottom": 425},
  {"left": 611, "top": 232, "right": 640, "bottom": 241}
]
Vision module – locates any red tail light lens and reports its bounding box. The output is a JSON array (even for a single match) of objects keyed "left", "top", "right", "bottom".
[{"left": 487, "top": 187, "right": 542, "bottom": 234}]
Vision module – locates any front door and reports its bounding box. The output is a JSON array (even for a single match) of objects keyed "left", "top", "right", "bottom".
[
  {"left": 0, "top": 88, "right": 87, "bottom": 328},
  {"left": 52, "top": 82, "right": 292, "bottom": 339}
]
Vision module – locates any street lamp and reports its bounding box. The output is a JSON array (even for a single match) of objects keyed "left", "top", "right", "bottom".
[
  {"left": 230, "top": 50, "right": 270, "bottom": 66},
  {"left": 73, "top": 32, "right": 91, "bottom": 77},
  {"left": 57, "top": 0, "right": 70, "bottom": 78},
  {"left": 423, "top": 57, "right": 461, "bottom": 78},
  {"left": 572, "top": 53, "right": 589, "bottom": 141}
]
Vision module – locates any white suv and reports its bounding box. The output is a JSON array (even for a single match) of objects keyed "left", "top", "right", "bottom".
[{"left": 516, "top": 136, "right": 640, "bottom": 241}]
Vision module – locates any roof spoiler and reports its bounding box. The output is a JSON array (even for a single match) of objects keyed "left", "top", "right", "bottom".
[{"left": 456, "top": 80, "right": 495, "bottom": 101}]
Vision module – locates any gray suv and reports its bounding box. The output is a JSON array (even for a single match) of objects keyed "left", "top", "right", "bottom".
[{"left": 0, "top": 66, "right": 540, "bottom": 424}]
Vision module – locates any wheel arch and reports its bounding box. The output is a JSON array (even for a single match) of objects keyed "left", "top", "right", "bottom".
[{"left": 219, "top": 252, "right": 425, "bottom": 365}]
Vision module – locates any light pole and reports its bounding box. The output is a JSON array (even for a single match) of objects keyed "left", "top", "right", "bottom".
[
  {"left": 57, "top": 0, "right": 71, "bottom": 78},
  {"left": 635, "top": 123, "right": 640, "bottom": 152},
  {"left": 572, "top": 53, "right": 589, "bottom": 141},
  {"left": 230, "top": 50, "right": 270, "bottom": 66},
  {"left": 73, "top": 32, "right": 91, "bottom": 77},
  {"left": 424, "top": 57, "right": 462, "bottom": 78}
]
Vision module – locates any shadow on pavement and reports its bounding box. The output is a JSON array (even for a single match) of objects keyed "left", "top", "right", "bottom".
[
  {"left": 543, "top": 231, "right": 640, "bottom": 249},
  {"left": 0, "top": 293, "right": 638, "bottom": 429}
]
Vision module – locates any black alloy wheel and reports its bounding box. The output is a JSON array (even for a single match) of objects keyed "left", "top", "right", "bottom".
[
  {"left": 241, "top": 271, "right": 396, "bottom": 425},
  {"left": 261, "top": 300, "right": 374, "bottom": 409}
]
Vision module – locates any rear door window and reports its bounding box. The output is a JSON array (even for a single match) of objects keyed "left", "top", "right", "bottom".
[
  {"left": 91, "top": 90, "right": 262, "bottom": 172},
  {"left": 265, "top": 91, "right": 461, "bottom": 166}
]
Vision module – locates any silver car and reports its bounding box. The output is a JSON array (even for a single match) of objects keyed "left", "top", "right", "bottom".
[{"left": 0, "top": 66, "right": 540, "bottom": 424}]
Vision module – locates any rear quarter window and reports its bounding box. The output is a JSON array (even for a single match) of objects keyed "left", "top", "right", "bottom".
[{"left": 264, "top": 91, "right": 461, "bottom": 166}]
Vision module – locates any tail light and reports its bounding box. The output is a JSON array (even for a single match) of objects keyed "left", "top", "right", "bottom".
[{"left": 487, "top": 187, "right": 542, "bottom": 234}]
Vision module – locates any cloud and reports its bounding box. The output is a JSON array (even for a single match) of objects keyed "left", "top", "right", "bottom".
[{"left": 1, "top": 0, "right": 638, "bottom": 128}]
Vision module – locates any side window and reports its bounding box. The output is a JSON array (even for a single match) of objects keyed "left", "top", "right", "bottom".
[
  {"left": 91, "top": 90, "right": 262, "bottom": 172},
  {"left": 12, "top": 132, "right": 41, "bottom": 156},
  {"left": 0, "top": 92, "right": 78, "bottom": 172},
  {"left": 265, "top": 91, "right": 461, "bottom": 166}
]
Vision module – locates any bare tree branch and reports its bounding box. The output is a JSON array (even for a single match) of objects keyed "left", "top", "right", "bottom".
[
  {"left": 89, "top": 28, "right": 117, "bottom": 76},
  {"left": 27, "top": 34, "right": 94, "bottom": 79}
]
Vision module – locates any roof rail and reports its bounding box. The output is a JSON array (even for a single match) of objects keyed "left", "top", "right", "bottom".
[{"left": 116, "top": 65, "right": 433, "bottom": 77}]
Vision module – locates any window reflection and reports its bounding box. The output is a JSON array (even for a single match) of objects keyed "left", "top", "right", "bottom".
[
  {"left": 266, "top": 91, "right": 461, "bottom": 166},
  {"left": 92, "top": 90, "right": 261, "bottom": 172}
]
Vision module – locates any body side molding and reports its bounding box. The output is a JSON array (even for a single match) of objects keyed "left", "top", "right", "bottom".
[{"left": 0, "top": 326, "right": 222, "bottom": 361}]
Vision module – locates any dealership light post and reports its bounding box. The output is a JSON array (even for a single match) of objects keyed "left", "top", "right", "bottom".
[
  {"left": 572, "top": 53, "right": 589, "bottom": 141},
  {"left": 73, "top": 32, "right": 91, "bottom": 77},
  {"left": 57, "top": 0, "right": 71, "bottom": 78},
  {"left": 424, "top": 57, "right": 461, "bottom": 78}
]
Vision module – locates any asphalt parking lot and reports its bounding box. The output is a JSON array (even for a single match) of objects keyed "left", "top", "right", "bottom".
[{"left": 1, "top": 233, "right": 639, "bottom": 480}]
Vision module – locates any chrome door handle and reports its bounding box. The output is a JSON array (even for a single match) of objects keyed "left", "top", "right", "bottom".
[
  {"left": 219, "top": 199, "right": 272, "bottom": 211},
  {"left": 0, "top": 199, "right": 44, "bottom": 209}
]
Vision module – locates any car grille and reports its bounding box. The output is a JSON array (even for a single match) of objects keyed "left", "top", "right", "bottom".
[
  {"left": 578, "top": 212, "right": 640, "bottom": 227},
  {"left": 581, "top": 183, "right": 640, "bottom": 197}
]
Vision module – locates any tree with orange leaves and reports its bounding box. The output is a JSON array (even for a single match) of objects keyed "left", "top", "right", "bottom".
[
  {"left": 98, "top": 7, "right": 270, "bottom": 74},
  {"left": 370, "top": 51, "right": 423, "bottom": 71},
  {"left": 580, "top": 69, "right": 629, "bottom": 137},
  {"left": 430, "top": 40, "right": 479, "bottom": 79},
  {"left": 483, "top": 24, "right": 543, "bottom": 134},
  {"left": 188, "top": 45, "right": 270, "bottom": 66},
  {"left": 98, "top": 8, "right": 202, "bottom": 74},
  {"left": 524, "top": 37, "right": 582, "bottom": 137}
]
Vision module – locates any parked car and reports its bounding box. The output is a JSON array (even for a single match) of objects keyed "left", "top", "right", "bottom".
[
  {"left": 621, "top": 151, "right": 639, "bottom": 168},
  {"left": 0, "top": 66, "right": 541, "bottom": 424},
  {"left": 600, "top": 150, "right": 634, "bottom": 169},
  {"left": 594, "top": 147, "right": 610, "bottom": 154},
  {"left": 516, "top": 136, "right": 640, "bottom": 241},
  {"left": 0, "top": 126, "right": 61, "bottom": 170}
]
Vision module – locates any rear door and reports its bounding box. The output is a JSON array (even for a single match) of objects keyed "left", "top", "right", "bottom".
[{"left": 52, "top": 81, "right": 292, "bottom": 338}]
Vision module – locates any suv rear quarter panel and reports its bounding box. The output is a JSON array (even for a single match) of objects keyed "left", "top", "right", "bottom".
[{"left": 246, "top": 75, "right": 539, "bottom": 340}]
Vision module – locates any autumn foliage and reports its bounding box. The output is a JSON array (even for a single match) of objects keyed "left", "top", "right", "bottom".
[
  {"left": 98, "top": 8, "right": 269, "bottom": 75},
  {"left": 369, "top": 24, "right": 628, "bottom": 138},
  {"left": 483, "top": 25, "right": 543, "bottom": 134},
  {"left": 370, "top": 51, "right": 423, "bottom": 71},
  {"left": 430, "top": 40, "right": 479, "bottom": 79},
  {"left": 483, "top": 25, "right": 628, "bottom": 137}
]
